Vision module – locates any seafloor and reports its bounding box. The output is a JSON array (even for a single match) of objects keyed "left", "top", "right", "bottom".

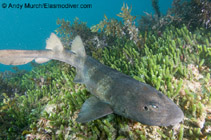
[{"left": 0, "top": 2, "right": 211, "bottom": 140}]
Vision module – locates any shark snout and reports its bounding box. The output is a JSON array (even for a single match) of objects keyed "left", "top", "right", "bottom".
[{"left": 162, "top": 104, "right": 184, "bottom": 126}]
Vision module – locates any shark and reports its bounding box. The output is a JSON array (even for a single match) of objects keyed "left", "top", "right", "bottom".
[{"left": 0, "top": 33, "right": 184, "bottom": 126}]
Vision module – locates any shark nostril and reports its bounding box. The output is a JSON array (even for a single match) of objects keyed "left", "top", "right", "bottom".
[{"left": 144, "top": 106, "right": 148, "bottom": 111}]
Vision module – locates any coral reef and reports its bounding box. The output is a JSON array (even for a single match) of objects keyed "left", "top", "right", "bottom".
[{"left": 0, "top": 2, "right": 211, "bottom": 140}]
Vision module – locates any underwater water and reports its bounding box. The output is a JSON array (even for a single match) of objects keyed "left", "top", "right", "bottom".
[
  {"left": 0, "top": 0, "right": 211, "bottom": 140},
  {"left": 0, "top": 0, "right": 173, "bottom": 72}
]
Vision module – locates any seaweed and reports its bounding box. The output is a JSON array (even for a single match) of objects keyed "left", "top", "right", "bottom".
[
  {"left": 170, "top": 0, "right": 211, "bottom": 29},
  {"left": 151, "top": 0, "right": 161, "bottom": 18},
  {"left": 0, "top": 2, "right": 211, "bottom": 140},
  {"left": 138, "top": 0, "right": 211, "bottom": 32},
  {"left": 91, "top": 3, "right": 139, "bottom": 46}
]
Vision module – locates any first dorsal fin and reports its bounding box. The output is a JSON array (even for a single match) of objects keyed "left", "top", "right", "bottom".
[{"left": 71, "top": 36, "right": 86, "bottom": 57}]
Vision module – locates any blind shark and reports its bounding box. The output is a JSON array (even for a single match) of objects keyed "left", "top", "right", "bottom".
[{"left": 0, "top": 33, "right": 184, "bottom": 126}]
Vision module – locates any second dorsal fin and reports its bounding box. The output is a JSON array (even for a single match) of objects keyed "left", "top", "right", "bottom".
[
  {"left": 35, "top": 33, "right": 63, "bottom": 64},
  {"left": 46, "top": 33, "right": 64, "bottom": 52}
]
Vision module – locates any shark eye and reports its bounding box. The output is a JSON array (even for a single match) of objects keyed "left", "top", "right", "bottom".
[{"left": 151, "top": 105, "right": 158, "bottom": 109}]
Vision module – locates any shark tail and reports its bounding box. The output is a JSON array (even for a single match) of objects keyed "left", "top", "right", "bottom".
[{"left": 0, "top": 33, "right": 86, "bottom": 66}]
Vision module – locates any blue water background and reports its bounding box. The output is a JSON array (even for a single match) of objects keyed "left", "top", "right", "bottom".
[{"left": 0, "top": 0, "right": 173, "bottom": 72}]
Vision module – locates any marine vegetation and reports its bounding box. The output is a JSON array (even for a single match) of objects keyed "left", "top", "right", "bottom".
[
  {"left": 0, "top": 2, "right": 211, "bottom": 140},
  {"left": 91, "top": 3, "right": 139, "bottom": 46},
  {"left": 170, "top": 0, "right": 211, "bottom": 29},
  {"left": 139, "top": 0, "right": 211, "bottom": 32},
  {"left": 151, "top": 0, "right": 161, "bottom": 18},
  {"left": 56, "top": 17, "right": 94, "bottom": 46},
  {"left": 0, "top": 67, "right": 26, "bottom": 99}
]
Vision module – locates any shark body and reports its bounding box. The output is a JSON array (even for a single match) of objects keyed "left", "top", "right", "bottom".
[{"left": 0, "top": 33, "right": 184, "bottom": 126}]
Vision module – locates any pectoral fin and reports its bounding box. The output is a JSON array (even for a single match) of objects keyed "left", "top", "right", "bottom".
[{"left": 76, "top": 96, "right": 113, "bottom": 123}]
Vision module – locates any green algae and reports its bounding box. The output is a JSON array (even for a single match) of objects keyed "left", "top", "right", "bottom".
[{"left": 0, "top": 3, "right": 211, "bottom": 140}]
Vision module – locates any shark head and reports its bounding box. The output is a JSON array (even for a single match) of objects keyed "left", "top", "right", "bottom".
[{"left": 123, "top": 84, "right": 184, "bottom": 126}]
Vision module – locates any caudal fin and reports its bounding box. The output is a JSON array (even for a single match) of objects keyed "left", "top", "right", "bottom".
[
  {"left": 0, "top": 33, "right": 85, "bottom": 67},
  {"left": 0, "top": 55, "right": 34, "bottom": 65},
  {"left": 0, "top": 33, "right": 64, "bottom": 65}
]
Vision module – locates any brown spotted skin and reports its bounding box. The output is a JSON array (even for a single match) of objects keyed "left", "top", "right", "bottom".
[{"left": 81, "top": 56, "right": 184, "bottom": 126}]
